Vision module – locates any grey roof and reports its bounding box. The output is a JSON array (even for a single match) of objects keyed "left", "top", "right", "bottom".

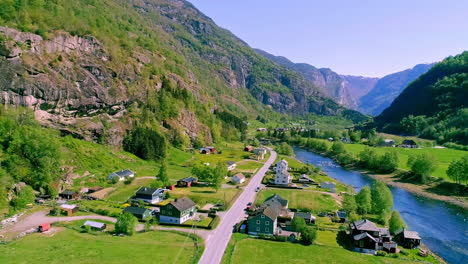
[
  {"left": 178, "top": 177, "right": 197, "bottom": 183},
  {"left": 294, "top": 211, "right": 315, "bottom": 220},
  {"left": 60, "top": 190, "right": 76, "bottom": 195},
  {"left": 123, "top": 206, "right": 150, "bottom": 215},
  {"left": 336, "top": 211, "right": 347, "bottom": 219},
  {"left": 350, "top": 219, "right": 380, "bottom": 232},
  {"left": 109, "top": 169, "right": 135, "bottom": 178},
  {"left": 136, "top": 187, "right": 161, "bottom": 196},
  {"left": 262, "top": 206, "right": 280, "bottom": 220},
  {"left": 84, "top": 220, "right": 105, "bottom": 229},
  {"left": 378, "top": 227, "right": 390, "bottom": 237},
  {"left": 226, "top": 161, "right": 236, "bottom": 166},
  {"left": 264, "top": 194, "right": 288, "bottom": 207},
  {"left": 353, "top": 232, "right": 377, "bottom": 242},
  {"left": 402, "top": 139, "right": 417, "bottom": 145},
  {"left": 396, "top": 228, "right": 421, "bottom": 240},
  {"left": 170, "top": 197, "right": 196, "bottom": 211}
]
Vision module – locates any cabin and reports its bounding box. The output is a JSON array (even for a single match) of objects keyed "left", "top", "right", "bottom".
[
  {"left": 134, "top": 187, "right": 165, "bottom": 204},
  {"left": 200, "top": 146, "right": 216, "bottom": 154},
  {"left": 59, "top": 190, "right": 78, "bottom": 200},
  {"left": 399, "top": 139, "right": 419, "bottom": 148},
  {"left": 177, "top": 177, "right": 198, "bottom": 187},
  {"left": 123, "top": 206, "right": 152, "bottom": 220},
  {"left": 297, "top": 174, "right": 315, "bottom": 183},
  {"left": 320, "top": 181, "right": 337, "bottom": 193},
  {"left": 294, "top": 211, "right": 316, "bottom": 224},
  {"left": 108, "top": 169, "right": 135, "bottom": 182},
  {"left": 83, "top": 220, "right": 106, "bottom": 231},
  {"left": 350, "top": 219, "right": 397, "bottom": 254},
  {"left": 226, "top": 161, "right": 237, "bottom": 171},
  {"left": 60, "top": 204, "right": 79, "bottom": 216},
  {"left": 394, "top": 228, "right": 421, "bottom": 249},
  {"left": 231, "top": 173, "right": 246, "bottom": 184},
  {"left": 38, "top": 223, "right": 50, "bottom": 232},
  {"left": 244, "top": 146, "right": 254, "bottom": 152},
  {"left": 159, "top": 197, "right": 197, "bottom": 224}
]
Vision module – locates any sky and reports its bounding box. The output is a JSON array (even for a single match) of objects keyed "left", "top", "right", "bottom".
[{"left": 188, "top": 0, "right": 468, "bottom": 77}]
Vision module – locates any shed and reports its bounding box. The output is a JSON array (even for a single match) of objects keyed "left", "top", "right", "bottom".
[
  {"left": 231, "top": 173, "right": 246, "bottom": 184},
  {"left": 60, "top": 204, "right": 79, "bottom": 216},
  {"left": 59, "top": 190, "right": 78, "bottom": 200},
  {"left": 38, "top": 223, "right": 50, "bottom": 232},
  {"left": 83, "top": 220, "right": 106, "bottom": 231},
  {"left": 294, "top": 211, "right": 316, "bottom": 224},
  {"left": 177, "top": 177, "right": 198, "bottom": 187},
  {"left": 123, "top": 206, "right": 152, "bottom": 220},
  {"left": 244, "top": 146, "right": 254, "bottom": 152}
]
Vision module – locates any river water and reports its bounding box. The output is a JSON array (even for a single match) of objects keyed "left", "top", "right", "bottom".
[{"left": 294, "top": 147, "right": 468, "bottom": 264}]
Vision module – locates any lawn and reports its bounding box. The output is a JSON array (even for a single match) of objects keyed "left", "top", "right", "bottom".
[
  {"left": 0, "top": 229, "right": 201, "bottom": 264},
  {"left": 315, "top": 139, "right": 467, "bottom": 181},
  {"left": 255, "top": 189, "right": 339, "bottom": 213},
  {"left": 170, "top": 186, "right": 242, "bottom": 208},
  {"left": 106, "top": 178, "right": 155, "bottom": 202},
  {"left": 192, "top": 142, "right": 248, "bottom": 165},
  {"left": 227, "top": 238, "right": 421, "bottom": 264},
  {"left": 234, "top": 160, "right": 263, "bottom": 173}
]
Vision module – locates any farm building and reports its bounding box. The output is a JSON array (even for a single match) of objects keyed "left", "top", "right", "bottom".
[
  {"left": 244, "top": 146, "right": 254, "bottom": 152},
  {"left": 83, "top": 220, "right": 106, "bottom": 231},
  {"left": 59, "top": 190, "right": 78, "bottom": 200},
  {"left": 60, "top": 204, "right": 79, "bottom": 216},
  {"left": 123, "top": 206, "right": 152, "bottom": 220}
]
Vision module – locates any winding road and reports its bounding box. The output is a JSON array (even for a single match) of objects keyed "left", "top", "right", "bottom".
[{"left": 198, "top": 149, "right": 277, "bottom": 264}]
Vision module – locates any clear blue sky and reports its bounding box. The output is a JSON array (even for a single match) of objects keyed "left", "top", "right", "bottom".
[{"left": 188, "top": 0, "right": 468, "bottom": 77}]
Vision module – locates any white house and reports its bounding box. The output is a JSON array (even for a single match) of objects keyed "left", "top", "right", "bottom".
[
  {"left": 108, "top": 169, "right": 135, "bottom": 181},
  {"left": 226, "top": 161, "right": 237, "bottom": 171},
  {"left": 231, "top": 173, "right": 246, "bottom": 184},
  {"left": 320, "top": 181, "right": 337, "bottom": 193},
  {"left": 254, "top": 148, "right": 267, "bottom": 160},
  {"left": 275, "top": 160, "right": 292, "bottom": 185}
]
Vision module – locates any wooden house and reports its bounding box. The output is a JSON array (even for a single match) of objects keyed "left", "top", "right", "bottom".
[
  {"left": 59, "top": 190, "right": 78, "bottom": 200},
  {"left": 159, "top": 197, "right": 196, "bottom": 224},
  {"left": 394, "top": 228, "right": 421, "bottom": 249}
]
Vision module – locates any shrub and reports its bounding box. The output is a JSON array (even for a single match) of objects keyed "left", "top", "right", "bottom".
[{"left": 376, "top": 251, "right": 387, "bottom": 257}]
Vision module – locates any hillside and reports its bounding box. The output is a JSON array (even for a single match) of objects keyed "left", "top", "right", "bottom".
[
  {"left": 359, "top": 63, "right": 434, "bottom": 115},
  {"left": 376, "top": 52, "right": 468, "bottom": 146},
  {"left": 0, "top": 0, "right": 366, "bottom": 150}
]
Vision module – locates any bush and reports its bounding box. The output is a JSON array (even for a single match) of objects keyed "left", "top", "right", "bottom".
[{"left": 376, "top": 251, "right": 387, "bottom": 257}]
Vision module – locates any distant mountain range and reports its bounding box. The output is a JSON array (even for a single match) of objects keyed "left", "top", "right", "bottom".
[{"left": 255, "top": 49, "right": 433, "bottom": 116}]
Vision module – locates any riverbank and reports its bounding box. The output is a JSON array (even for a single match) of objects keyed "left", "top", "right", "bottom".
[{"left": 298, "top": 146, "right": 468, "bottom": 210}]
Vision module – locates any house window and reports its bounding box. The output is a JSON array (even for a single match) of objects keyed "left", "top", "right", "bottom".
[
  {"left": 256, "top": 227, "right": 260, "bottom": 231},
  {"left": 359, "top": 241, "right": 364, "bottom": 248},
  {"left": 265, "top": 228, "right": 269, "bottom": 232},
  {"left": 265, "top": 221, "right": 269, "bottom": 225},
  {"left": 256, "top": 220, "right": 260, "bottom": 224},
  {"left": 261, "top": 215, "right": 265, "bottom": 218}
]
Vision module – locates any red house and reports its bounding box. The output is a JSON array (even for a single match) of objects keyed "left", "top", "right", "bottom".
[
  {"left": 38, "top": 223, "right": 50, "bottom": 232},
  {"left": 244, "top": 146, "right": 254, "bottom": 152}
]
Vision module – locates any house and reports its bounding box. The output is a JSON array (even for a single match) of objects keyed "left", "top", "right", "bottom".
[
  {"left": 274, "top": 160, "right": 292, "bottom": 186},
  {"left": 83, "top": 220, "right": 106, "bottom": 231},
  {"left": 261, "top": 194, "right": 293, "bottom": 218},
  {"left": 335, "top": 211, "right": 347, "bottom": 223},
  {"left": 134, "top": 187, "right": 165, "bottom": 204},
  {"left": 227, "top": 161, "right": 237, "bottom": 171},
  {"left": 328, "top": 137, "right": 334, "bottom": 142},
  {"left": 294, "top": 211, "right": 316, "bottom": 224},
  {"left": 253, "top": 148, "right": 267, "bottom": 160},
  {"left": 123, "top": 206, "right": 152, "bottom": 220},
  {"left": 298, "top": 174, "right": 315, "bottom": 183},
  {"left": 108, "top": 169, "right": 135, "bottom": 182},
  {"left": 320, "top": 181, "right": 337, "bottom": 193},
  {"left": 394, "top": 228, "right": 421, "bottom": 249},
  {"left": 399, "top": 139, "right": 418, "bottom": 148},
  {"left": 60, "top": 204, "right": 79, "bottom": 216},
  {"left": 380, "top": 139, "right": 395, "bottom": 147},
  {"left": 350, "top": 219, "right": 397, "bottom": 254},
  {"left": 341, "top": 137, "right": 352, "bottom": 144},
  {"left": 244, "top": 146, "right": 254, "bottom": 152},
  {"left": 231, "top": 173, "right": 246, "bottom": 184},
  {"left": 200, "top": 146, "right": 216, "bottom": 154},
  {"left": 247, "top": 206, "right": 279, "bottom": 236},
  {"left": 159, "top": 197, "right": 197, "bottom": 224},
  {"left": 59, "top": 190, "right": 78, "bottom": 200},
  {"left": 256, "top": 128, "right": 268, "bottom": 132},
  {"left": 177, "top": 177, "right": 198, "bottom": 187},
  {"left": 38, "top": 223, "right": 50, "bottom": 232}
]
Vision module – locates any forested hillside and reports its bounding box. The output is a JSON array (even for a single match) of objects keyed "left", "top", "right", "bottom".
[
  {"left": 0, "top": 0, "right": 365, "bottom": 149},
  {"left": 376, "top": 52, "right": 468, "bottom": 147}
]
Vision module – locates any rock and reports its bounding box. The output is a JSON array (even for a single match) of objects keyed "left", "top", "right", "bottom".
[{"left": 0, "top": 40, "right": 22, "bottom": 58}]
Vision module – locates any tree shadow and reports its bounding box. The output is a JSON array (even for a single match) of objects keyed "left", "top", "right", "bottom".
[
  {"left": 336, "top": 230, "right": 353, "bottom": 250},
  {"left": 426, "top": 182, "right": 467, "bottom": 197}
]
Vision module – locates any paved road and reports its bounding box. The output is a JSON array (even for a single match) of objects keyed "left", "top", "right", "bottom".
[{"left": 198, "top": 149, "right": 277, "bottom": 264}]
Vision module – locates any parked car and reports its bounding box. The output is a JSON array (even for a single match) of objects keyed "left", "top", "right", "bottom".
[{"left": 255, "top": 187, "right": 260, "bottom": 192}]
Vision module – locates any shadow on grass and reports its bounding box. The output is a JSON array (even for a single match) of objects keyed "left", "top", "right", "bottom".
[
  {"left": 426, "top": 182, "right": 467, "bottom": 197},
  {"left": 191, "top": 190, "right": 217, "bottom": 194},
  {"left": 336, "top": 230, "right": 353, "bottom": 250}
]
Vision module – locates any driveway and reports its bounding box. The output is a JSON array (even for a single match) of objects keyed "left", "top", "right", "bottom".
[{"left": 198, "top": 149, "right": 277, "bottom": 264}]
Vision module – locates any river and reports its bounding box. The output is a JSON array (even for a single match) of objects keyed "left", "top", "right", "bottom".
[{"left": 294, "top": 147, "right": 468, "bottom": 264}]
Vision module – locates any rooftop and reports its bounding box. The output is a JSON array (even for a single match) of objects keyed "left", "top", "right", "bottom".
[
  {"left": 170, "top": 197, "right": 196, "bottom": 211},
  {"left": 60, "top": 204, "right": 77, "bottom": 210},
  {"left": 83, "top": 220, "right": 106, "bottom": 229},
  {"left": 264, "top": 194, "right": 288, "bottom": 207},
  {"left": 123, "top": 206, "right": 150, "bottom": 215},
  {"left": 350, "top": 219, "right": 380, "bottom": 232},
  {"left": 136, "top": 187, "right": 162, "bottom": 196}
]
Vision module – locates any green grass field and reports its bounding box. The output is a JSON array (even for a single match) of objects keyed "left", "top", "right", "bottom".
[
  {"left": 315, "top": 139, "right": 467, "bottom": 181},
  {"left": 227, "top": 237, "right": 420, "bottom": 264},
  {"left": 255, "top": 189, "right": 339, "bottom": 213},
  {"left": 170, "top": 186, "right": 242, "bottom": 208},
  {"left": 105, "top": 178, "right": 155, "bottom": 202},
  {"left": 0, "top": 229, "right": 201, "bottom": 264}
]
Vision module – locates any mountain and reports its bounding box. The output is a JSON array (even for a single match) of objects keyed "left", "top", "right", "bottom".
[
  {"left": 358, "top": 64, "right": 434, "bottom": 115},
  {"left": 254, "top": 49, "right": 434, "bottom": 116},
  {"left": 255, "top": 48, "right": 359, "bottom": 109},
  {"left": 376, "top": 52, "right": 468, "bottom": 146},
  {"left": 0, "top": 0, "right": 366, "bottom": 149}
]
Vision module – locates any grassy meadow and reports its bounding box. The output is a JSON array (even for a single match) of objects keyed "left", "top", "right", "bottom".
[
  {"left": 255, "top": 189, "right": 339, "bottom": 213},
  {"left": 0, "top": 229, "right": 201, "bottom": 264}
]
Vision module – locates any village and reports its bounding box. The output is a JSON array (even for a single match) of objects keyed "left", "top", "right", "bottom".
[{"left": 0, "top": 137, "right": 435, "bottom": 264}]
